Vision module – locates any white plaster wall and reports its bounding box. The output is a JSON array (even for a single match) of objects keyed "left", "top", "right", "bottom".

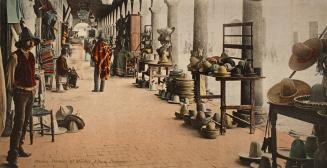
[{"left": 172, "top": 0, "right": 327, "bottom": 116}]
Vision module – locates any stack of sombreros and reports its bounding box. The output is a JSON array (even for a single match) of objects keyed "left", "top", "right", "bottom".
[
  {"left": 56, "top": 105, "right": 85, "bottom": 133},
  {"left": 174, "top": 73, "right": 194, "bottom": 102},
  {"left": 166, "top": 66, "right": 183, "bottom": 96}
]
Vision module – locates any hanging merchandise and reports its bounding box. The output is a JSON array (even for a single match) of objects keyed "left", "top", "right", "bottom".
[
  {"left": 34, "top": 0, "right": 55, "bottom": 17},
  {"left": 7, "top": 0, "right": 23, "bottom": 23},
  {"left": 42, "top": 10, "right": 57, "bottom": 41}
]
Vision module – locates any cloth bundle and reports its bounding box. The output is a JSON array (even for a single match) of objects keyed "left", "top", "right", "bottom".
[{"left": 40, "top": 48, "right": 55, "bottom": 76}]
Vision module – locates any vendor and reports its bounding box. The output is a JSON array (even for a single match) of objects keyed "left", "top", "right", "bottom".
[
  {"left": 56, "top": 48, "right": 69, "bottom": 76},
  {"left": 6, "top": 26, "right": 40, "bottom": 168},
  {"left": 56, "top": 48, "right": 70, "bottom": 90}
]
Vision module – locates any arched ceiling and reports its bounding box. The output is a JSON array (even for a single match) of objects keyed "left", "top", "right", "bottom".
[{"left": 67, "top": 0, "right": 126, "bottom": 20}]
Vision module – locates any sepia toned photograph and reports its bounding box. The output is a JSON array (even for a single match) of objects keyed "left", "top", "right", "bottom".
[{"left": 0, "top": 0, "right": 327, "bottom": 168}]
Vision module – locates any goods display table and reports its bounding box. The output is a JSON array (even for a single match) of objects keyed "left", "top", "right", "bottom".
[
  {"left": 142, "top": 63, "right": 173, "bottom": 84},
  {"left": 268, "top": 103, "right": 327, "bottom": 168},
  {"left": 191, "top": 70, "right": 264, "bottom": 134}
]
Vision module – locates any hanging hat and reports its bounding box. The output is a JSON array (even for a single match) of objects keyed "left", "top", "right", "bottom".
[
  {"left": 267, "top": 79, "right": 311, "bottom": 105},
  {"left": 294, "top": 84, "right": 327, "bottom": 110},
  {"left": 214, "top": 66, "right": 231, "bottom": 77},
  {"left": 15, "top": 27, "right": 40, "bottom": 48},
  {"left": 56, "top": 105, "right": 74, "bottom": 121},
  {"left": 168, "top": 95, "right": 181, "bottom": 104},
  {"left": 239, "top": 141, "right": 263, "bottom": 163},
  {"left": 289, "top": 38, "right": 323, "bottom": 71}
]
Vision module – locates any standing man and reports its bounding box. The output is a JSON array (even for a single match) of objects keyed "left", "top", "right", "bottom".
[
  {"left": 6, "top": 27, "right": 40, "bottom": 167},
  {"left": 92, "top": 32, "right": 112, "bottom": 92}
]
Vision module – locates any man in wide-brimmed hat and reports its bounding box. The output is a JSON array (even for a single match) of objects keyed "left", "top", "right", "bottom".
[
  {"left": 5, "top": 26, "right": 40, "bottom": 167},
  {"left": 92, "top": 32, "right": 112, "bottom": 92}
]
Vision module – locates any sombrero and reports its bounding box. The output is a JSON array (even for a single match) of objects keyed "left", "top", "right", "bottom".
[
  {"left": 239, "top": 141, "right": 262, "bottom": 163},
  {"left": 15, "top": 27, "right": 40, "bottom": 48},
  {"left": 294, "top": 84, "right": 327, "bottom": 110},
  {"left": 64, "top": 114, "right": 85, "bottom": 130},
  {"left": 56, "top": 105, "right": 74, "bottom": 121},
  {"left": 267, "top": 79, "right": 311, "bottom": 105},
  {"left": 214, "top": 66, "right": 231, "bottom": 77},
  {"left": 289, "top": 38, "right": 323, "bottom": 71}
]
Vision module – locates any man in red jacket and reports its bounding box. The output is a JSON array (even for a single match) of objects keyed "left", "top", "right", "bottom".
[{"left": 6, "top": 27, "right": 40, "bottom": 168}]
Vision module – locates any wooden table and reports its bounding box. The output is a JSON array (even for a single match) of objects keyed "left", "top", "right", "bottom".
[
  {"left": 268, "top": 103, "right": 327, "bottom": 168},
  {"left": 142, "top": 63, "right": 172, "bottom": 85},
  {"left": 191, "top": 70, "right": 264, "bottom": 134}
]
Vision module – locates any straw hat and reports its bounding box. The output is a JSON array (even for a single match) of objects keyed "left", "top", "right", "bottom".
[
  {"left": 290, "top": 139, "right": 306, "bottom": 159},
  {"left": 64, "top": 114, "right": 85, "bottom": 130},
  {"left": 175, "top": 73, "right": 193, "bottom": 81},
  {"left": 231, "top": 67, "right": 243, "bottom": 77},
  {"left": 294, "top": 84, "right": 327, "bottom": 110},
  {"left": 267, "top": 79, "right": 311, "bottom": 105},
  {"left": 43, "top": 115, "right": 67, "bottom": 135},
  {"left": 67, "top": 121, "right": 79, "bottom": 133},
  {"left": 149, "top": 82, "right": 157, "bottom": 91},
  {"left": 168, "top": 95, "right": 181, "bottom": 104},
  {"left": 239, "top": 141, "right": 263, "bottom": 162},
  {"left": 56, "top": 105, "right": 74, "bottom": 121},
  {"left": 200, "top": 125, "right": 219, "bottom": 139},
  {"left": 289, "top": 38, "right": 323, "bottom": 71},
  {"left": 305, "top": 136, "right": 318, "bottom": 158},
  {"left": 214, "top": 66, "right": 231, "bottom": 77}
]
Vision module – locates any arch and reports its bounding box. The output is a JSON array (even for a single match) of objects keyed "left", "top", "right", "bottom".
[{"left": 73, "top": 22, "right": 91, "bottom": 37}]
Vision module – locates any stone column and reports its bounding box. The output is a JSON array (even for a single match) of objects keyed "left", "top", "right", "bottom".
[
  {"left": 165, "top": 0, "right": 179, "bottom": 65},
  {"left": 242, "top": 0, "right": 264, "bottom": 113},
  {"left": 139, "top": 0, "right": 151, "bottom": 33},
  {"left": 193, "top": 0, "right": 208, "bottom": 95},
  {"left": 150, "top": 5, "right": 162, "bottom": 51},
  {"left": 109, "top": 13, "right": 112, "bottom": 36}
]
